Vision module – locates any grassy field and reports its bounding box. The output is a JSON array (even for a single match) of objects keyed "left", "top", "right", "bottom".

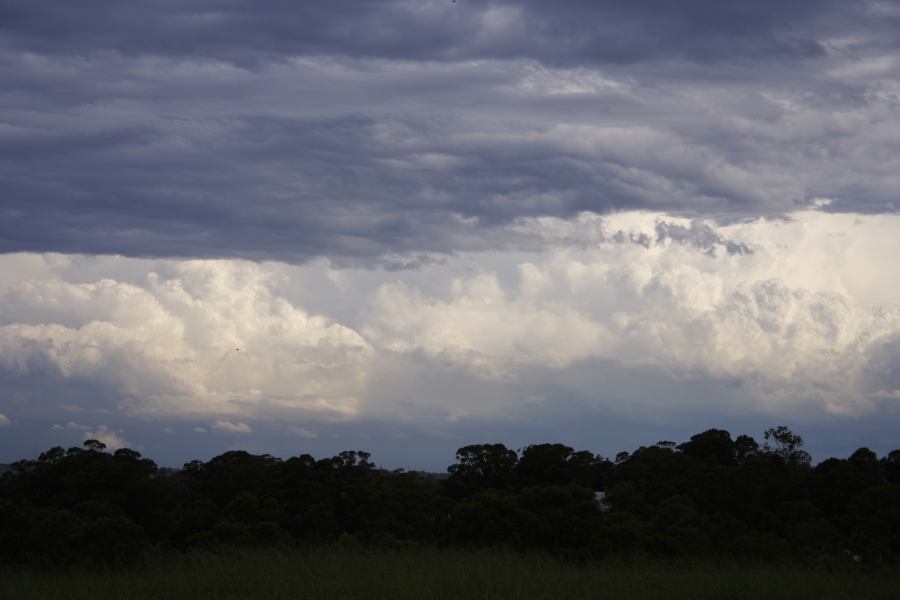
[{"left": 2, "top": 548, "right": 898, "bottom": 600}]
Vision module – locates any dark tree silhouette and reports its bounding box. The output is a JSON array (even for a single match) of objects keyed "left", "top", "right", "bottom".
[
  {"left": 1, "top": 427, "right": 898, "bottom": 565},
  {"left": 82, "top": 439, "right": 107, "bottom": 453},
  {"left": 763, "top": 426, "right": 811, "bottom": 466}
]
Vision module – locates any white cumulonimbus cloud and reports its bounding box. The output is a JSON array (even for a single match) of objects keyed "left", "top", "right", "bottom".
[
  {"left": 0, "top": 210, "right": 897, "bottom": 429},
  {"left": 0, "top": 259, "right": 372, "bottom": 420},
  {"left": 366, "top": 210, "right": 900, "bottom": 416}
]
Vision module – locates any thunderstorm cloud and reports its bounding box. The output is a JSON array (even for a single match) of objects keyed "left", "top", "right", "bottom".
[{"left": 1, "top": 1, "right": 898, "bottom": 467}]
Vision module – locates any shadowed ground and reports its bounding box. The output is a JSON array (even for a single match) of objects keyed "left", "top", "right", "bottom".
[{"left": 3, "top": 548, "right": 898, "bottom": 600}]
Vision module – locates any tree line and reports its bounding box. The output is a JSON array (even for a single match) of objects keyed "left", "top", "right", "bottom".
[{"left": 1, "top": 427, "right": 898, "bottom": 566}]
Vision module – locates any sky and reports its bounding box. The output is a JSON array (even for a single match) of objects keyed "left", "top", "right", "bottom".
[{"left": 1, "top": 1, "right": 899, "bottom": 470}]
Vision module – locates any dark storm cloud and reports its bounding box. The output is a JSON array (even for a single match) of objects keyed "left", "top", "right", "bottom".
[
  {"left": 1, "top": 0, "right": 898, "bottom": 262},
  {"left": 0, "top": 0, "right": 841, "bottom": 65}
]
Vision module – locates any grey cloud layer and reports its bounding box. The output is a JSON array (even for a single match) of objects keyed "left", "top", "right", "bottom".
[
  {"left": 1, "top": 0, "right": 844, "bottom": 64},
  {"left": 1, "top": 1, "right": 899, "bottom": 262}
]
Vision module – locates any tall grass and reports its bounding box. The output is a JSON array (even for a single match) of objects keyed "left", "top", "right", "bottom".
[{"left": 2, "top": 547, "right": 898, "bottom": 600}]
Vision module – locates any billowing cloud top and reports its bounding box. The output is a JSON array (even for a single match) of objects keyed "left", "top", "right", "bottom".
[
  {"left": 1, "top": 0, "right": 898, "bottom": 262},
  {"left": 1, "top": 212, "right": 899, "bottom": 465}
]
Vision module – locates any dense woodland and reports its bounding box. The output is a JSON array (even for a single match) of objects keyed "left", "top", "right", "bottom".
[{"left": 1, "top": 426, "right": 898, "bottom": 567}]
